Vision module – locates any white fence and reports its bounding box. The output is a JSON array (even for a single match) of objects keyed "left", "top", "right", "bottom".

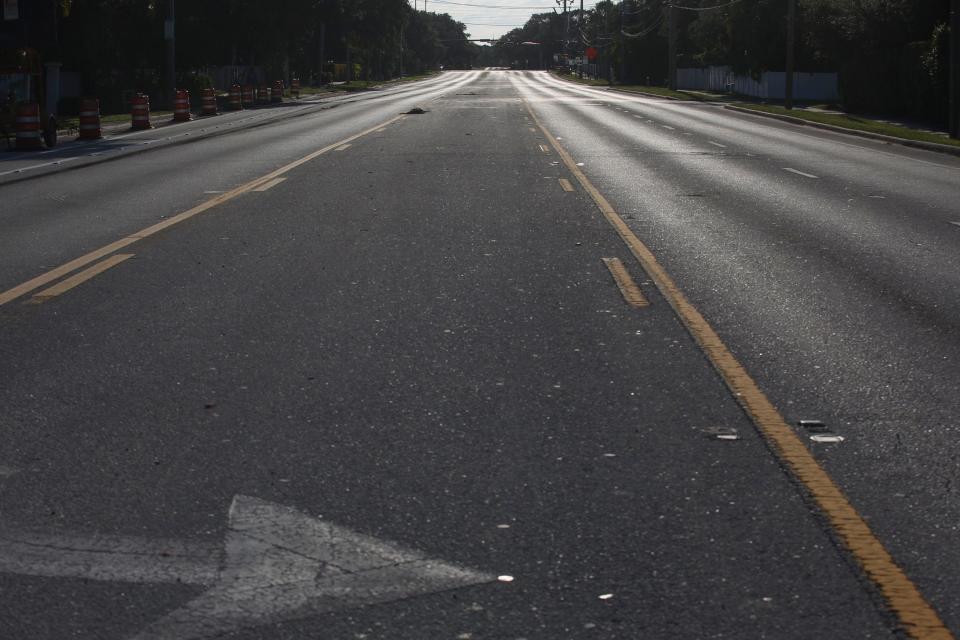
[{"left": 677, "top": 66, "right": 839, "bottom": 101}]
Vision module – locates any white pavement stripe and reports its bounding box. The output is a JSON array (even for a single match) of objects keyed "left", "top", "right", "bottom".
[
  {"left": 783, "top": 167, "right": 819, "bottom": 179},
  {"left": 708, "top": 141, "right": 727, "bottom": 148},
  {"left": 0, "top": 530, "right": 221, "bottom": 585},
  {"left": 950, "top": 221, "right": 960, "bottom": 228},
  {"left": 0, "top": 495, "right": 495, "bottom": 640},
  {"left": 0, "top": 156, "right": 80, "bottom": 178}
]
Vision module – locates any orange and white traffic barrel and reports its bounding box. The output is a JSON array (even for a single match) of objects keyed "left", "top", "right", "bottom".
[
  {"left": 242, "top": 85, "right": 255, "bottom": 106},
  {"left": 228, "top": 84, "right": 243, "bottom": 111},
  {"left": 173, "top": 89, "right": 192, "bottom": 121},
  {"left": 291, "top": 78, "right": 300, "bottom": 98},
  {"left": 131, "top": 94, "right": 152, "bottom": 130},
  {"left": 78, "top": 97, "right": 103, "bottom": 140},
  {"left": 200, "top": 88, "right": 218, "bottom": 116},
  {"left": 257, "top": 86, "right": 271, "bottom": 105},
  {"left": 271, "top": 80, "right": 284, "bottom": 103},
  {"left": 14, "top": 103, "right": 42, "bottom": 150}
]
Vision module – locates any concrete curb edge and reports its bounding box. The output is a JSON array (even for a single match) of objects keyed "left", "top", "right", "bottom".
[{"left": 724, "top": 104, "right": 960, "bottom": 158}]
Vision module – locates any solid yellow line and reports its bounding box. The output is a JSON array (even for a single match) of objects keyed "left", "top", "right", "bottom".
[
  {"left": 523, "top": 99, "right": 954, "bottom": 640},
  {"left": 252, "top": 177, "right": 287, "bottom": 192},
  {"left": 0, "top": 238, "right": 139, "bottom": 307},
  {"left": 559, "top": 178, "right": 574, "bottom": 192},
  {"left": 0, "top": 113, "right": 407, "bottom": 308},
  {"left": 602, "top": 258, "right": 649, "bottom": 308},
  {"left": 29, "top": 254, "right": 134, "bottom": 303}
]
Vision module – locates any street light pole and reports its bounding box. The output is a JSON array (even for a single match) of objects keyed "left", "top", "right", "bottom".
[
  {"left": 785, "top": 0, "right": 796, "bottom": 110},
  {"left": 668, "top": 3, "right": 677, "bottom": 90},
  {"left": 951, "top": 0, "right": 959, "bottom": 138},
  {"left": 165, "top": 0, "right": 175, "bottom": 110},
  {"left": 580, "top": 0, "right": 585, "bottom": 78}
]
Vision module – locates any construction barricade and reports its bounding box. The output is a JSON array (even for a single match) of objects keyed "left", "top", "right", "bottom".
[
  {"left": 131, "top": 94, "right": 152, "bottom": 130},
  {"left": 173, "top": 89, "right": 192, "bottom": 121},
  {"left": 291, "top": 78, "right": 300, "bottom": 98},
  {"left": 271, "top": 80, "right": 284, "bottom": 103},
  {"left": 228, "top": 84, "right": 243, "bottom": 111},
  {"left": 14, "top": 103, "right": 42, "bottom": 150},
  {"left": 257, "top": 86, "right": 271, "bottom": 105},
  {"left": 242, "top": 85, "right": 255, "bottom": 107},
  {"left": 78, "top": 98, "right": 103, "bottom": 140},
  {"left": 200, "top": 88, "right": 218, "bottom": 116}
]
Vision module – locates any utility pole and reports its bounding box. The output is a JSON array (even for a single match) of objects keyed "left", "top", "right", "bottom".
[
  {"left": 951, "top": 0, "right": 959, "bottom": 138},
  {"left": 785, "top": 0, "right": 796, "bottom": 109},
  {"left": 668, "top": 3, "right": 677, "bottom": 90},
  {"left": 619, "top": 0, "right": 626, "bottom": 84},
  {"left": 580, "top": 0, "right": 585, "bottom": 78},
  {"left": 317, "top": 22, "right": 326, "bottom": 84},
  {"left": 165, "top": 0, "right": 175, "bottom": 109}
]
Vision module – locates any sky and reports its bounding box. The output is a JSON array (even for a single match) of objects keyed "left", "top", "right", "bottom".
[{"left": 408, "top": 0, "right": 596, "bottom": 42}]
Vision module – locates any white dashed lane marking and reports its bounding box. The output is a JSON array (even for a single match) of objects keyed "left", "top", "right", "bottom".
[{"left": 783, "top": 167, "right": 819, "bottom": 179}]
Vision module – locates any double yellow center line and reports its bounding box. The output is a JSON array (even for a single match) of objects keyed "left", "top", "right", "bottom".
[{"left": 0, "top": 114, "right": 405, "bottom": 308}]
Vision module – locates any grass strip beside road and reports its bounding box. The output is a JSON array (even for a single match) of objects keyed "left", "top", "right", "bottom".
[
  {"left": 550, "top": 72, "right": 704, "bottom": 101},
  {"left": 732, "top": 103, "right": 960, "bottom": 149}
]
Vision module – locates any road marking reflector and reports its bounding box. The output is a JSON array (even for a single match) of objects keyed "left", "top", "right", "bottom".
[
  {"left": 559, "top": 178, "right": 575, "bottom": 192},
  {"left": 783, "top": 167, "right": 819, "bottom": 179},
  {"left": 28, "top": 254, "right": 134, "bottom": 304},
  {"left": 523, "top": 98, "right": 954, "bottom": 640},
  {"left": 252, "top": 177, "right": 287, "bottom": 192},
  {"left": 602, "top": 258, "right": 649, "bottom": 308},
  {"left": 0, "top": 113, "right": 407, "bottom": 308},
  {"left": 335, "top": 144, "right": 352, "bottom": 151}
]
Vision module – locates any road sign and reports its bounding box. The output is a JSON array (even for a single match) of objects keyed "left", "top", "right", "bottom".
[
  {"left": 0, "top": 495, "right": 496, "bottom": 639},
  {"left": 586, "top": 47, "right": 598, "bottom": 62}
]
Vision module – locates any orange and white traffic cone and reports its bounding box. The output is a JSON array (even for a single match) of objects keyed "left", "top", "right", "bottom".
[
  {"left": 131, "top": 94, "right": 152, "bottom": 130},
  {"left": 200, "top": 88, "right": 218, "bottom": 116},
  {"left": 14, "top": 103, "right": 42, "bottom": 150},
  {"left": 78, "top": 97, "right": 103, "bottom": 140},
  {"left": 173, "top": 89, "right": 192, "bottom": 121},
  {"left": 229, "top": 84, "right": 243, "bottom": 111}
]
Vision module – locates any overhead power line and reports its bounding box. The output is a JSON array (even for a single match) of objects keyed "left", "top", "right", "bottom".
[
  {"left": 426, "top": 0, "right": 559, "bottom": 8},
  {"left": 621, "top": 13, "right": 663, "bottom": 38},
  {"left": 669, "top": 0, "right": 747, "bottom": 11}
]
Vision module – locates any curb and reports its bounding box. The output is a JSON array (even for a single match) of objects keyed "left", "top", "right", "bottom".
[
  {"left": 1, "top": 99, "right": 346, "bottom": 186},
  {"left": 549, "top": 73, "right": 683, "bottom": 101},
  {"left": 724, "top": 105, "right": 960, "bottom": 158}
]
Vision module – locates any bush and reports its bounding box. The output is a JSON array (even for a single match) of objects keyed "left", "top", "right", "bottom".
[
  {"left": 176, "top": 72, "right": 214, "bottom": 106},
  {"left": 57, "top": 96, "right": 81, "bottom": 116}
]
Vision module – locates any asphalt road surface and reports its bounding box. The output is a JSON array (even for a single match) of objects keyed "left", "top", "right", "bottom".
[{"left": 0, "top": 70, "right": 958, "bottom": 640}]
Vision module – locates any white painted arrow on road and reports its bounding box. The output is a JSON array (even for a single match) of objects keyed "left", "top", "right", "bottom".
[{"left": 0, "top": 495, "right": 496, "bottom": 639}]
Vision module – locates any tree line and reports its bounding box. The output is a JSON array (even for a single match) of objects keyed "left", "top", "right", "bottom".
[
  {"left": 481, "top": 0, "right": 952, "bottom": 125},
  {"left": 50, "top": 1, "right": 475, "bottom": 112}
]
